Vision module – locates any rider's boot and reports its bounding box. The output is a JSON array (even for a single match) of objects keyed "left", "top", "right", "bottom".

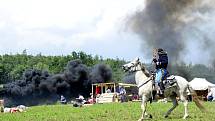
[
  {"left": 158, "top": 82, "right": 165, "bottom": 95},
  {"left": 152, "top": 90, "right": 157, "bottom": 101}
]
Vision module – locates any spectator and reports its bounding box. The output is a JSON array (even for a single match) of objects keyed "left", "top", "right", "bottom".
[
  {"left": 95, "top": 86, "right": 101, "bottom": 95},
  {"left": 60, "top": 95, "right": 67, "bottom": 104},
  {"left": 119, "top": 86, "right": 126, "bottom": 102},
  {"left": 77, "top": 94, "right": 86, "bottom": 104},
  {"left": 207, "top": 89, "right": 213, "bottom": 102},
  {"left": 132, "top": 93, "right": 139, "bottom": 100},
  {"left": 88, "top": 93, "right": 95, "bottom": 104},
  {"left": 106, "top": 87, "right": 111, "bottom": 93}
]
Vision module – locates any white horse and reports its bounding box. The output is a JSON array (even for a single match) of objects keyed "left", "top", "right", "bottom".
[{"left": 122, "top": 58, "right": 206, "bottom": 121}]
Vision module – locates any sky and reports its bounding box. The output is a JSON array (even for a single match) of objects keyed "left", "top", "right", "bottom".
[{"left": 0, "top": 0, "right": 148, "bottom": 62}]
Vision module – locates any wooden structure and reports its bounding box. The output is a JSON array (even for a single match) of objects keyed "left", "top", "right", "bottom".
[{"left": 91, "top": 82, "right": 137, "bottom": 103}]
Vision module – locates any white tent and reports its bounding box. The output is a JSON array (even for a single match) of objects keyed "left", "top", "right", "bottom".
[{"left": 189, "top": 78, "right": 215, "bottom": 90}]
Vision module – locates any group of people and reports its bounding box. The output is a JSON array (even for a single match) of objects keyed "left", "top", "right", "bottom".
[{"left": 60, "top": 94, "right": 87, "bottom": 105}]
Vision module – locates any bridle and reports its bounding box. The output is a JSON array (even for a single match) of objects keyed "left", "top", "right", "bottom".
[
  {"left": 125, "top": 61, "right": 153, "bottom": 88},
  {"left": 128, "top": 61, "right": 143, "bottom": 73}
]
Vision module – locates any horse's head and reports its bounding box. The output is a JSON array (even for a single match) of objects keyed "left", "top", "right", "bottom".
[{"left": 122, "top": 57, "right": 141, "bottom": 72}]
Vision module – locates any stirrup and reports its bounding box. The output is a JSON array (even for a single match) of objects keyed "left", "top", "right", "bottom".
[{"left": 160, "top": 90, "right": 164, "bottom": 95}]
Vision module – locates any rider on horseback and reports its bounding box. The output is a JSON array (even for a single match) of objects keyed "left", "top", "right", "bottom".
[{"left": 152, "top": 48, "right": 168, "bottom": 95}]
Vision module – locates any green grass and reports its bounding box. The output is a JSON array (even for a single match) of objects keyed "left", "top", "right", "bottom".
[{"left": 0, "top": 102, "right": 215, "bottom": 121}]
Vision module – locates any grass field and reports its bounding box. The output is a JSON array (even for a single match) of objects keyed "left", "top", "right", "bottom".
[{"left": 0, "top": 102, "right": 214, "bottom": 121}]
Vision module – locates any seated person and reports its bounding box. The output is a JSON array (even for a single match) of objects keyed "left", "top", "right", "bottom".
[
  {"left": 87, "top": 93, "right": 95, "bottom": 104},
  {"left": 119, "top": 86, "right": 126, "bottom": 102},
  {"left": 132, "top": 93, "right": 139, "bottom": 100},
  {"left": 60, "top": 95, "right": 67, "bottom": 104},
  {"left": 207, "top": 89, "right": 213, "bottom": 101},
  {"left": 106, "top": 88, "right": 111, "bottom": 93},
  {"left": 76, "top": 94, "right": 86, "bottom": 104}
]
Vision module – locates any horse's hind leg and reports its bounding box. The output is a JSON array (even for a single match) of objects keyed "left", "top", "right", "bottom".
[
  {"left": 182, "top": 100, "right": 188, "bottom": 119},
  {"left": 180, "top": 94, "right": 189, "bottom": 119},
  {"left": 164, "top": 96, "right": 178, "bottom": 118}
]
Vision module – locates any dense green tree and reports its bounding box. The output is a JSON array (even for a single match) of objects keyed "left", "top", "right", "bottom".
[
  {"left": 10, "top": 65, "right": 26, "bottom": 80},
  {"left": 0, "top": 51, "right": 214, "bottom": 84}
]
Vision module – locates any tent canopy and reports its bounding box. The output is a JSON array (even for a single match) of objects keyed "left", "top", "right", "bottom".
[{"left": 189, "top": 78, "right": 215, "bottom": 90}]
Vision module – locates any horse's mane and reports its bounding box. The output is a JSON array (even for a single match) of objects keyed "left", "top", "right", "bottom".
[{"left": 139, "top": 63, "right": 151, "bottom": 77}]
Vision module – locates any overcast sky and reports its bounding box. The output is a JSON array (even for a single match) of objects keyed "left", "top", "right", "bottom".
[{"left": 0, "top": 0, "right": 148, "bottom": 61}]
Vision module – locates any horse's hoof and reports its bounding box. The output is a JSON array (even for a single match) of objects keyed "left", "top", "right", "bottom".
[
  {"left": 164, "top": 115, "right": 168, "bottom": 118},
  {"left": 183, "top": 115, "right": 189, "bottom": 119},
  {"left": 138, "top": 118, "right": 143, "bottom": 121},
  {"left": 138, "top": 119, "right": 142, "bottom": 121},
  {"left": 149, "top": 114, "right": 153, "bottom": 119}
]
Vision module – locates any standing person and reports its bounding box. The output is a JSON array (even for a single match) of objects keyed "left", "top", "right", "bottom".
[
  {"left": 152, "top": 48, "right": 168, "bottom": 95},
  {"left": 95, "top": 86, "right": 101, "bottom": 95}
]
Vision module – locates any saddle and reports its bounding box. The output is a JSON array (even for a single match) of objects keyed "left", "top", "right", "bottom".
[
  {"left": 163, "top": 75, "right": 177, "bottom": 89},
  {"left": 152, "top": 76, "right": 177, "bottom": 100}
]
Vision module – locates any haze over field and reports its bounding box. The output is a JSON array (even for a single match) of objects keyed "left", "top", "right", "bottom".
[{"left": 0, "top": 0, "right": 215, "bottom": 65}]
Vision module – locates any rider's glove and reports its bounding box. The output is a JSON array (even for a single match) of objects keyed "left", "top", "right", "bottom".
[
  {"left": 152, "top": 58, "right": 157, "bottom": 63},
  {"left": 156, "top": 62, "right": 160, "bottom": 65}
]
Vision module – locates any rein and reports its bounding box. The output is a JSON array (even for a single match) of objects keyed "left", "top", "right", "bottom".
[{"left": 138, "top": 76, "right": 153, "bottom": 88}]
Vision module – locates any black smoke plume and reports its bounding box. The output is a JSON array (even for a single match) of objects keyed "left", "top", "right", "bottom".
[
  {"left": 127, "top": 0, "right": 215, "bottom": 65},
  {"left": 89, "top": 64, "right": 112, "bottom": 83},
  {"left": 2, "top": 60, "right": 112, "bottom": 106}
]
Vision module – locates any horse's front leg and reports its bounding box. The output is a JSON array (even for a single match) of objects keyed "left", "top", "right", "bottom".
[
  {"left": 165, "top": 96, "right": 178, "bottom": 118},
  {"left": 138, "top": 96, "right": 152, "bottom": 121},
  {"left": 138, "top": 99, "right": 147, "bottom": 121}
]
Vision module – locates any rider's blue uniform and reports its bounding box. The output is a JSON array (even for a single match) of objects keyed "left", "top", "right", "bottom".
[{"left": 153, "top": 50, "right": 168, "bottom": 84}]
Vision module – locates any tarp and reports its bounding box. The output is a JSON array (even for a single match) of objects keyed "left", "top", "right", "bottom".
[{"left": 189, "top": 78, "right": 215, "bottom": 90}]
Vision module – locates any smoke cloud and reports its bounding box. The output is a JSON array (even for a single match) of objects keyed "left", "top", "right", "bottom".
[
  {"left": 89, "top": 64, "right": 112, "bottom": 83},
  {"left": 2, "top": 60, "right": 112, "bottom": 106},
  {"left": 127, "top": 0, "right": 215, "bottom": 65}
]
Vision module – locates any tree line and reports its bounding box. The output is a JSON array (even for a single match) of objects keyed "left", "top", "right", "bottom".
[
  {"left": 0, "top": 50, "right": 214, "bottom": 84},
  {"left": 0, "top": 50, "right": 125, "bottom": 84}
]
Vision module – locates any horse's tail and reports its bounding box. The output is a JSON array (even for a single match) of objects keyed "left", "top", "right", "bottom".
[{"left": 187, "top": 84, "right": 207, "bottom": 112}]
